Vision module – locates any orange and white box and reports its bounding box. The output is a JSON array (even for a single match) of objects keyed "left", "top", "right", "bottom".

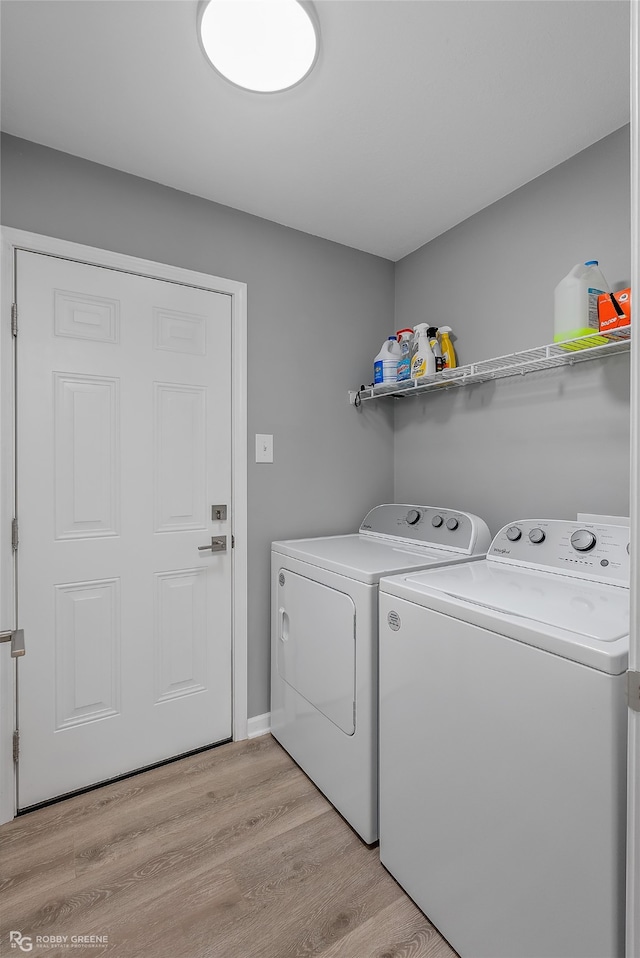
[{"left": 598, "top": 288, "right": 631, "bottom": 331}]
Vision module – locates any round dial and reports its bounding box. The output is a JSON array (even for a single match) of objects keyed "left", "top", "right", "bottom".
[
  {"left": 529, "top": 528, "right": 545, "bottom": 544},
  {"left": 570, "top": 529, "right": 597, "bottom": 552},
  {"left": 406, "top": 509, "right": 421, "bottom": 526},
  {"left": 446, "top": 517, "right": 459, "bottom": 531},
  {"left": 431, "top": 515, "right": 443, "bottom": 528},
  {"left": 506, "top": 526, "right": 521, "bottom": 542}
]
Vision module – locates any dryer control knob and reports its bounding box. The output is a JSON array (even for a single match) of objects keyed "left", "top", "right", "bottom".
[
  {"left": 406, "top": 509, "right": 421, "bottom": 526},
  {"left": 571, "top": 529, "right": 597, "bottom": 552},
  {"left": 529, "top": 528, "right": 545, "bottom": 544},
  {"left": 431, "top": 515, "right": 443, "bottom": 528},
  {"left": 506, "top": 526, "right": 521, "bottom": 542},
  {"left": 446, "top": 517, "right": 459, "bottom": 531}
]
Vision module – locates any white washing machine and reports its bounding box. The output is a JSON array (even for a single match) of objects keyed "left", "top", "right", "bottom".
[
  {"left": 378, "top": 518, "right": 630, "bottom": 958},
  {"left": 270, "top": 503, "right": 491, "bottom": 844}
]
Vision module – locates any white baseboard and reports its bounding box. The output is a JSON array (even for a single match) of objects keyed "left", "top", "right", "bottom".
[{"left": 247, "top": 712, "right": 271, "bottom": 739}]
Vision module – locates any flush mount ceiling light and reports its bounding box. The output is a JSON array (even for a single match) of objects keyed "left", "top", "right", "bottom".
[{"left": 198, "top": 0, "right": 319, "bottom": 93}]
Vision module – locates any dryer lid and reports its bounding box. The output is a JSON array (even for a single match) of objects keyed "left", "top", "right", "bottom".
[{"left": 271, "top": 534, "right": 472, "bottom": 584}]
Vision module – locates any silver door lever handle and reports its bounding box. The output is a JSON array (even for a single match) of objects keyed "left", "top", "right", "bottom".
[
  {"left": 0, "top": 629, "right": 25, "bottom": 657},
  {"left": 198, "top": 536, "right": 227, "bottom": 553}
]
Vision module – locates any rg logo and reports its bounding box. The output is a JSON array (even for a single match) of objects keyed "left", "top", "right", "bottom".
[{"left": 9, "top": 932, "right": 33, "bottom": 952}]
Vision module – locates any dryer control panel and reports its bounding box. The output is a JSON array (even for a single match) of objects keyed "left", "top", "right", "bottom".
[
  {"left": 489, "top": 519, "right": 630, "bottom": 587},
  {"left": 359, "top": 504, "right": 491, "bottom": 555}
]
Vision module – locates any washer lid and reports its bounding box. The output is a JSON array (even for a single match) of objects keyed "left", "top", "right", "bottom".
[
  {"left": 271, "top": 534, "right": 479, "bottom": 584},
  {"left": 380, "top": 560, "right": 629, "bottom": 673}
]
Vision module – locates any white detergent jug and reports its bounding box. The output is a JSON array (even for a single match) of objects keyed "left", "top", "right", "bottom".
[
  {"left": 374, "top": 336, "right": 401, "bottom": 385},
  {"left": 554, "top": 260, "right": 610, "bottom": 343}
]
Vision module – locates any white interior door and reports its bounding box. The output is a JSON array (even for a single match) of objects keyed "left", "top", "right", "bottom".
[{"left": 15, "top": 250, "right": 233, "bottom": 809}]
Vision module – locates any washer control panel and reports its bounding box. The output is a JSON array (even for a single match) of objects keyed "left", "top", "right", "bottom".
[
  {"left": 359, "top": 504, "right": 491, "bottom": 555},
  {"left": 489, "top": 519, "right": 630, "bottom": 586}
]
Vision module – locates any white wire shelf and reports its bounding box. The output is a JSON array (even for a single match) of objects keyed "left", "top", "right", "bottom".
[{"left": 349, "top": 326, "right": 631, "bottom": 405}]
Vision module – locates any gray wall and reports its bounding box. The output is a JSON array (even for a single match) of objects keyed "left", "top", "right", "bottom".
[
  {"left": 393, "top": 127, "right": 631, "bottom": 533},
  {"left": 0, "top": 133, "right": 395, "bottom": 719},
  {"left": 1, "top": 126, "right": 631, "bottom": 719}
]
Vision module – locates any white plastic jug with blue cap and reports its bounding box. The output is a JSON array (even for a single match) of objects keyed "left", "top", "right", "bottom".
[{"left": 374, "top": 336, "right": 401, "bottom": 385}]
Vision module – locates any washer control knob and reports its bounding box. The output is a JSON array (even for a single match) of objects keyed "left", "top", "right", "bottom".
[
  {"left": 446, "top": 517, "right": 459, "bottom": 531},
  {"left": 406, "top": 509, "right": 421, "bottom": 526},
  {"left": 431, "top": 515, "right": 443, "bottom": 528},
  {"left": 570, "top": 529, "right": 597, "bottom": 552},
  {"left": 506, "top": 526, "right": 521, "bottom": 542},
  {"left": 529, "top": 528, "right": 545, "bottom": 544}
]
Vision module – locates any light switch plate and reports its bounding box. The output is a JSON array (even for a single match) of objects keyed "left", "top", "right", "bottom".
[{"left": 255, "top": 434, "right": 274, "bottom": 463}]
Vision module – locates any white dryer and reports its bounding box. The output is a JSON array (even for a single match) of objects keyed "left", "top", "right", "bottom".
[
  {"left": 379, "top": 518, "right": 630, "bottom": 958},
  {"left": 270, "top": 503, "right": 491, "bottom": 844}
]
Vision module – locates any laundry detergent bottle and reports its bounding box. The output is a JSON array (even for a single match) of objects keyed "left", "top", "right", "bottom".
[
  {"left": 427, "top": 327, "right": 443, "bottom": 372},
  {"left": 374, "top": 336, "right": 402, "bottom": 385},
  {"left": 410, "top": 323, "right": 436, "bottom": 380},
  {"left": 554, "top": 260, "right": 610, "bottom": 343},
  {"left": 396, "top": 328, "right": 414, "bottom": 382},
  {"left": 438, "top": 326, "right": 457, "bottom": 370}
]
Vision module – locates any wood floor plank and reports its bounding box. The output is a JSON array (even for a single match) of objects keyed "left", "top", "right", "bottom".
[
  {"left": 0, "top": 833, "right": 76, "bottom": 901},
  {"left": 186, "top": 829, "right": 406, "bottom": 958},
  {"left": 4, "top": 781, "right": 328, "bottom": 935},
  {"left": 229, "top": 807, "right": 364, "bottom": 904},
  {"left": 72, "top": 759, "right": 321, "bottom": 877},
  {"left": 0, "top": 735, "right": 458, "bottom": 958},
  {"left": 315, "top": 896, "right": 459, "bottom": 958}
]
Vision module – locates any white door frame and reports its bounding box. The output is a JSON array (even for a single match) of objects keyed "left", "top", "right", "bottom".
[
  {"left": 0, "top": 227, "right": 248, "bottom": 825},
  {"left": 627, "top": 3, "right": 640, "bottom": 956}
]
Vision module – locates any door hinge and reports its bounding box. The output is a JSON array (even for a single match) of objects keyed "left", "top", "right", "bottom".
[
  {"left": 12, "top": 730, "right": 19, "bottom": 763},
  {"left": 11, "top": 518, "right": 18, "bottom": 552},
  {"left": 628, "top": 671, "right": 640, "bottom": 712},
  {"left": 11, "top": 303, "right": 17, "bottom": 337}
]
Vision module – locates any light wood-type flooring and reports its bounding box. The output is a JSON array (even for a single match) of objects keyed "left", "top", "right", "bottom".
[{"left": 0, "top": 734, "right": 458, "bottom": 958}]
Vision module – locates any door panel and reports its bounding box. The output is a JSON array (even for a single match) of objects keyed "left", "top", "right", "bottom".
[
  {"left": 153, "top": 382, "right": 206, "bottom": 532},
  {"left": 16, "top": 250, "right": 233, "bottom": 809},
  {"left": 54, "top": 577, "right": 121, "bottom": 729},
  {"left": 277, "top": 569, "right": 356, "bottom": 735},
  {"left": 54, "top": 372, "right": 120, "bottom": 539}
]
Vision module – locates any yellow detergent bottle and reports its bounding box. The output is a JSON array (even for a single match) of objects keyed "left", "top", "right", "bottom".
[{"left": 438, "top": 326, "right": 457, "bottom": 370}]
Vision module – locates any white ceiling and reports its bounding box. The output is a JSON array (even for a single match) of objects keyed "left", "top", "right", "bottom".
[{"left": 0, "top": 0, "right": 631, "bottom": 261}]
